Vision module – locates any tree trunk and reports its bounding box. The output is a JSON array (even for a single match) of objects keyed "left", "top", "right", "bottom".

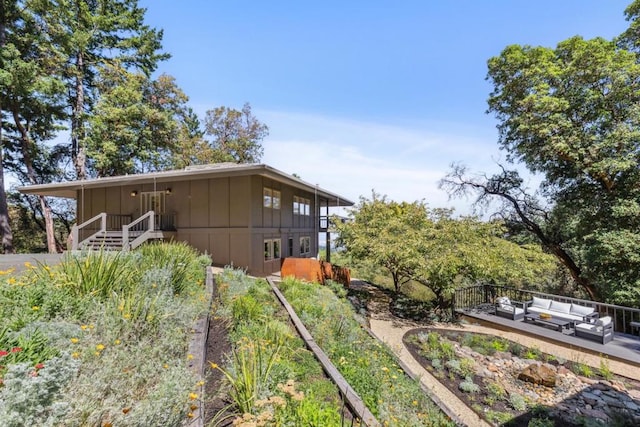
[
  {"left": 72, "top": 51, "right": 86, "bottom": 180},
  {"left": 12, "top": 110, "right": 58, "bottom": 253},
  {"left": 0, "top": 6, "right": 15, "bottom": 254}
]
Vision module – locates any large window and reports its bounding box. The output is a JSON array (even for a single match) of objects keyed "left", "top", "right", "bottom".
[
  {"left": 263, "top": 188, "right": 281, "bottom": 209},
  {"left": 264, "top": 238, "right": 281, "bottom": 261},
  {"left": 299, "top": 236, "right": 310, "bottom": 256},
  {"left": 293, "top": 196, "right": 310, "bottom": 216}
]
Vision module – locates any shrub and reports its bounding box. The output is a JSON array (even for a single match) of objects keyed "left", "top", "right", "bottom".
[
  {"left": 431, "top": 358, "right": 443, "bottom": 371},
  {"left": 509, "top": 392, "right": 527, "bottom": 411},
  {"left": 445, "top": 359, "right": 461, "bottom": 376},
  {"left": 459, "top": 376, "right": 480, "bottom": 393},
  {"left": 528, "top": 417, "right": 555, "bottom": 427}
]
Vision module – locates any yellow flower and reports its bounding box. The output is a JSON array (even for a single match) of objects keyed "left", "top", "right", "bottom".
[
  {"left": 80, "top": 325, "right": 88, "bottom": 331},
  {"left": 208, "top": 362, "right": 218, "bottom": 369},
  {"left": 94, "top": 351, "right": 100, "bottom": 356},
  {"left": 96, "top": 344, "right": 105, "bottom": 351},
  {"left": 70, "top": 338, "right": 79, "bottom": 344},
  {"left": 24, "top": 261, "right": 33, "bottom": 268},
  {"left": 196, "top": 380, "right": 205, "bottom": 387},
  {"left": 72, "top": 352, "right": 80, "bottom": 359},
  {"left": 189, "top": 393, "right": 198, "bottom": 400},
  {"left": 186, "top": 413, "right": 194, "bottom": 418},
  {"left": 163, "top": 364, "right": 169, "bottom": 369},
  {"left": 32, "top": 306, "right": 39, "bottom": 311},
  {"left": 187, "top": 354, "right": 194, "bottom": 360},
  {"left": 7, "top": 277, "right": 16, "bottom": 285},
  {"left": 114, "top": 339, "right": 121, "bottom": 345},
  {"left": 381, "top": 366, "right": 389, "bottom": 372}
]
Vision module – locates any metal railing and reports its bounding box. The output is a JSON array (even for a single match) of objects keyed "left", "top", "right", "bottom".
[{"left": 454, "top": 284, "right": 640, "bottom": 335}]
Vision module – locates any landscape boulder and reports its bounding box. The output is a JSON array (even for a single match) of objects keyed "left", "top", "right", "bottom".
[{"left": 518, "top": 363, "right": 557, "bottom": 387}]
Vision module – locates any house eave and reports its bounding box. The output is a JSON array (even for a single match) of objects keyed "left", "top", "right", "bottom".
[{"left": 17, "top": 163, "right": 354, "bottom": 207}]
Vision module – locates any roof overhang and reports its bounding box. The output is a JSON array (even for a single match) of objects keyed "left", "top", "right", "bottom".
[{"left": 17, "top": 163, "right": 354, "bottom": 207}]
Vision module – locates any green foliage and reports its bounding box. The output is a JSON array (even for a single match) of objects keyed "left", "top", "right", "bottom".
[
  {"left": 203, "top": 103, "right": 268, "bottom": 164},
  {"left": 572, "top": 362, "right": 594, "bottom": 378},
  {"left": 0, "top": 242, "right": 209, "bottom": 424},
  {"left": 336, "top": 193, "right": 557, "bottom": 309},
  {"left": 599, "top": 356, "right": 614, "bottom": 380},
  {"left": 459, "top": 376, "right": 480, "bottom": 393},
  {"left": 508, "top": 393, "right": 527, "bottom": 411}
]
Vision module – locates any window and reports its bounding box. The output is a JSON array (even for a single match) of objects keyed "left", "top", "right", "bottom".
[
  {"left": 299, "top": 236, "right": 310, "bottom": 256},
  {"left": 263, "top": 188, "right": 280, "bottom": 209},
  {"left": 288, "top": 238, "right": 293, "bottom": 257},
  {"left": 294, "top": 196, "right": 310, "bottom": 216},
  {"left": 264, "top": 238, "right": 281, "bottom": 261}
]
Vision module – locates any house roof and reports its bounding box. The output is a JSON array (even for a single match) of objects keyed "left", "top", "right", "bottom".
[{"left": 17, "top": 163, "right": 354, "bottom": 207}]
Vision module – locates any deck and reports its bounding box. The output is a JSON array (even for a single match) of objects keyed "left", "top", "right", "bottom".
[{"left": 457, "top": 305, "right": 640, "bottom": 367}]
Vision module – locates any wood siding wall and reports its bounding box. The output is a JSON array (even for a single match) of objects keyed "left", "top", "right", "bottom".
[{"left": 76, "top": 175, "right": 323, "bottom": 276}]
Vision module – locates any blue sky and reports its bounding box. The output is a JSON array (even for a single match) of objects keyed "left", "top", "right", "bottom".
[{"left": 140, "top": 0, "right": 630, "bottom": 214}]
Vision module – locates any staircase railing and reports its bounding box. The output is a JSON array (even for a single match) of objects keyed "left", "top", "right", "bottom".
[
  {"left": 71, "top": 213, "right": 107, "bottom": 250},
  {"left": 122, "top": 210, "right": 155, "bottom": 251}
]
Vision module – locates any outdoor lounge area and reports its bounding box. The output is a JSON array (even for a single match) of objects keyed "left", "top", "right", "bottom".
[{"left": 454, "top": 285, "right": 640, "bottom": 366}]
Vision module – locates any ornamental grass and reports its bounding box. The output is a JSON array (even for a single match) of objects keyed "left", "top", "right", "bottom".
[{"left": 0, "top": 242, "right": 211, "bottom": 427}]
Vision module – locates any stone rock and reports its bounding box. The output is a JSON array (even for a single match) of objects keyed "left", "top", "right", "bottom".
[
  {"left": 582, "top": 391, "right": 600, "bottom": 406},
  {"left": 557, "top": 366, "right": 570, "bottom": 376},
  {"left": 487, "top": 363, "right": 499, "bottom": 372},
  {"left": 518, "top": 363, "right": 557, "bottom": 387}
]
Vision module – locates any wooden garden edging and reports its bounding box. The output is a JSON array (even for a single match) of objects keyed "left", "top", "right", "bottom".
[
  {"left": 267, "top": 278, "right": 381, "bottom": 427},
  {"left": 185, "top": 266, "right": 215, "bottom": 427}
]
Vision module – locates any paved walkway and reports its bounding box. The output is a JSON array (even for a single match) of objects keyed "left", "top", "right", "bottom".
[{"left": 0, "top": 253, "right": 63, "bottom": 274}]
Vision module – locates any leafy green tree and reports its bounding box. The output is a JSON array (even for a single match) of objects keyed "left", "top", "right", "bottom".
[
  {"left": 1, "top": 0, "right": 67, "bottom": 253},
  {"left": 335, "top": 193, "right": 428, "bottom": 293},
  {"left": 413, "top": 211, "right": 557, "bottom": 310},
  {"left": 443, "top": 5, "right": 640, "bottom": 305},
  {"left": 46, "top": 0, "right": 169, "bottom": 179},
  {"left": 203, "top": 103, "right": 268, "bottom": 164},
  {"left": 336, "top": 194, "right": 557, "bottom": 307},
  {"left": 86, "top": 66, "right": 189, "bottom": 176}
]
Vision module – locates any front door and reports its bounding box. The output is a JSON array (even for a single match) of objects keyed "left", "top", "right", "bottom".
[{"left": 140, "top": 191, "right": 166, "bottom": 215}]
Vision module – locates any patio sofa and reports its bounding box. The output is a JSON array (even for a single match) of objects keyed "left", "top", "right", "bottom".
[
  {"left": 524, "top": 296, "right": 598, "bottom": 324},
  {"left": 495, "top": 296, "right": 525, "bottom": 321},
  {"left": 574, "top": 316, "right": 614, "bottom": 344}
]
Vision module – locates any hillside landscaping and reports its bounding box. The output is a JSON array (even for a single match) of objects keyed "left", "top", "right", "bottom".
[{"left": 0, "top": 243, "right": 210, "bottom": 426}]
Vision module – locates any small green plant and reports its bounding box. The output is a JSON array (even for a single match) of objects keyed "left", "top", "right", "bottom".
[
  {"left": 445, "top": 359, "right": 461, "bottom": 376},
  {"left": 509, "top": 392, "right": 527, "bottom": 411},
  {"left": 572, "top": 362, "right": 593, "bottom": 378},
  {"left": 459, "top": 357, "right": 476, "bottom": 378},
  {"left": 486, "top": 381, "right": 507, "bottom": 401},
  {"left": 523, "top": 346, "right": 541, "bottom": 360},
  {"left": 490, "top": 338, "right": 509, "bottom": 352},
  {"left": 528, "top": 417, "right": 554, "bottom": 427},
  {"left": 431, "top": 358, "right": 443, "bottom": 371},
  {"left": 509, "top": 342, "right": 523, "bottom": 357},
  {"left": 440, "top": 341, "right": 455, "bottom": 361},
  {"left": 459, "top": 376, "right": 480, "bottom": 393},
  {"left": 486, "top": 410, "right": 514, "bottom": 425},
  {"left": 599, "top": 356, "right": 614, "bottom": 380}
]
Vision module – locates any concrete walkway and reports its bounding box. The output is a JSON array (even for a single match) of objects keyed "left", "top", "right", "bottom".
[
  {"left": 359, "top": 281, "right": 491, "bottom": 427},
  {"left": 0, "top": 253, "right": 64, "bottom": 274}
]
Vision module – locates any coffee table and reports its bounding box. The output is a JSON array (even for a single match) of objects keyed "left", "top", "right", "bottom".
[{"left": 524, "top": 313, "right": 572, "bottom": 333}]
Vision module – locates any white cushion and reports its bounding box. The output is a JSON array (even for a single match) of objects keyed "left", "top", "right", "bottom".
[
  {"left": 576, "top": 323, "right": 601, "bottom": 333},
  {"left": 496, "top": 296, "right": 511, "bottom": 305},
  {"left": 514, "top": 307, "right": 524, "bottom": 315},
  {"left": 500, "top": 304, "right": 514, "bottom": 312},
  {"left": 570, "top": 304, "right": 594, "bottom": 317},
  {"left": 549, "top": 301, "right": 572, "bottom": 314},
  {"left": 531, "top": 297, "right": 551, "bottom": 309},
  {"left": 596, "top": 316, "right": 611, "bottom": 327}
]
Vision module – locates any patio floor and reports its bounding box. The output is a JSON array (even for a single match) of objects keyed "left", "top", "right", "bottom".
[{"left": 456, "top": 305, "right": 640, "bottom": 367}]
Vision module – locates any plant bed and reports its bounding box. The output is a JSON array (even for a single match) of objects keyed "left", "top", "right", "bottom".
[
  {"left": 404, "top": 328, "right": 640, "bottom": 427},
  {"left": 0, "top": 243, "right": 211, "bottom": 426},
  {"left": 206, "top": 269, "right": 454, "bottom": 426}
]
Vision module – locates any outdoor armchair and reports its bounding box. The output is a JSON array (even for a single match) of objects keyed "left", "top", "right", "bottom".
[{"left": 495, "top": 296, "right": 525, "bottom": 321}]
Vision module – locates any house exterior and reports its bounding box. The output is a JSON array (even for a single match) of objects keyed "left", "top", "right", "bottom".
[{"left": 18, "top": 163, "right": 354, "bottom": 276}]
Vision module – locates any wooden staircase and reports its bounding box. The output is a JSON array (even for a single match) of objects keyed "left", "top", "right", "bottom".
[{"left": 71, "top": 211, "right": 166, "bottom": 251}]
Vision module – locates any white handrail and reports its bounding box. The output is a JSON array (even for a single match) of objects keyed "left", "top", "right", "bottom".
[
  {"left": 71, "top": 213, "right": 107, "bottom": 250},
  {"left": 122, "top": 210, "right": 155, "bottom": 251}
]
